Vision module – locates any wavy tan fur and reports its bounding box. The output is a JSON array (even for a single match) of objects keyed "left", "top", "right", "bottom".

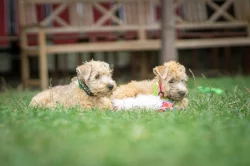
[
  {"left": 29, "top": 60, "right": 116, "bottom": 109},
  {"left": 112, "top": 61, "right": 189, "bottom": 109}
]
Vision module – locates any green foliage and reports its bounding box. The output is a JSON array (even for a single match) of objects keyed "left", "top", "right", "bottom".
[{"left": 0, "top": 77, "right": 250, "bottom": 166}]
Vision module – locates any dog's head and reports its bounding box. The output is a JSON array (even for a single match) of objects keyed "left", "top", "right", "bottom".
[
  {"left": 76, "top": 60, "right": 116, "bottom": 97},
  {"left": 153, "top": 61, "right": 188, "bottom": 101}
]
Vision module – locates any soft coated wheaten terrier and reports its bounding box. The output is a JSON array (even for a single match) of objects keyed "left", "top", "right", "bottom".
[
  {"left": 112, "top": 61, "right": 188, "bottom": 109},
  {"left": 29, "top": 60, "right": 116, "bottom": 109}
]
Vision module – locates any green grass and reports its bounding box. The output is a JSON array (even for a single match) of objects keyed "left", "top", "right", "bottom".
[{"left": 0, "top": 77, "right": 250, "bottom": 166}]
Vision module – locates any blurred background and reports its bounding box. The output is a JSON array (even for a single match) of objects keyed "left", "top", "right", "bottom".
[{"left": 0, "top": 0, "right": 250, "bottom": 90}]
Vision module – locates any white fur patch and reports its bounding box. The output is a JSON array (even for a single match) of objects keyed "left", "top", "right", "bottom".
[{"left": 112, "top": 94, "right": 163, "bottom": 111}]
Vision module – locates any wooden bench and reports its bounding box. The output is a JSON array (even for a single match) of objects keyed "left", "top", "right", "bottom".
[
  {"left": 19, "top": 0, "right": 163, "bottom": 89},
  {"left": 176, "top": 0, "right": 250, "bottom": 72},
  {"left": 19, "top": 0, "right": 250, "bottom": 89}
]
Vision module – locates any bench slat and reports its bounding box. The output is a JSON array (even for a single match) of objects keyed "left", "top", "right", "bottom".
[
  {"left": 23, "top": 37, "right": 250, "bottom": 54},
  {"left": 177, "top": 37, "right": 250, "bottom": 49}
]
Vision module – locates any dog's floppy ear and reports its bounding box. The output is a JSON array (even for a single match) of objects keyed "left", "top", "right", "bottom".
[
  {"left": 76, "top": 64, "right": 92, "bottom": 82},
  {"left": 153, "top": 65, "right": 168, "bottom": 79}
]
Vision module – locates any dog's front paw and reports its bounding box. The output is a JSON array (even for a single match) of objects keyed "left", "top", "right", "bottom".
[{"left": 174, "top": 98, "right": 188, "bottom": 109}]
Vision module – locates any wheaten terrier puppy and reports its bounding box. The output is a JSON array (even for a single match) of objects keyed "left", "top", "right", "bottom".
[
  {"left": 29, "top": 60, "right": 116, "bottom": 109},
  {"left": 112, "top": 61, "right": 188, "bottom": 109}
]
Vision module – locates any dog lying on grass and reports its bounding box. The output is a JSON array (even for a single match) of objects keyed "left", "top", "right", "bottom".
[
  {"left": 29, "top": 60, "right": 116, "bottom": 109},
  {"left": 112, "top": 61, "right": 188, "bottom": 111}
]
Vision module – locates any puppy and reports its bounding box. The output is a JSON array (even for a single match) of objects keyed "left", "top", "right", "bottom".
[
  {"left": 29, "top": 60, "right": 116, "bottom": 109},
  {"left": 112, "top": 61, "right": 188, "bottom": 109}
]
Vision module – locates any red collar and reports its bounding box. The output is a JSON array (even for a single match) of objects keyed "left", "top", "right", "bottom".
[{"left": 158, "top": 80, "right": 164, "bottom": 98}]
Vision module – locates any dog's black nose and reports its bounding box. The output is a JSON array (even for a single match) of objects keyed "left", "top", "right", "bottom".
[
  {"left": 108, "top": 84, "right": 114, "bottom": 90},
  {"left": 178, "top": 91, "right": 186, "bottom": 97}
]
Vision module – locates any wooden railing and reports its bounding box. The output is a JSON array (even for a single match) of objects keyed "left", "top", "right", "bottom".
[{"left": 19, "top": 0, "right": 250, "bottom": 34}]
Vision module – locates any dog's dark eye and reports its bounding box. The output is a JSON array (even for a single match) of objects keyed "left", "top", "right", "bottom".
[
  {"left": 181, "top": 80, "right": 186, "bottom": 83},
  {"left": 169, "top": 79, "right": 174, "bottom": 83},
  {"left": 95, "top": 74, "right": 100, "bottom": 79}
]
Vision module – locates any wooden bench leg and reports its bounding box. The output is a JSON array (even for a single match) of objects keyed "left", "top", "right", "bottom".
[
  {"left": 39, "top": 30, "right": 48, "bottom": 89},
  {"left": 21, "top": 52, "right": 29, "bottom": 88}
]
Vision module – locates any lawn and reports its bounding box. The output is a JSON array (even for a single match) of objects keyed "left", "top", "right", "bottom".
[{"left": 0, "top": 77, "right": 250, "bottom": 166}]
